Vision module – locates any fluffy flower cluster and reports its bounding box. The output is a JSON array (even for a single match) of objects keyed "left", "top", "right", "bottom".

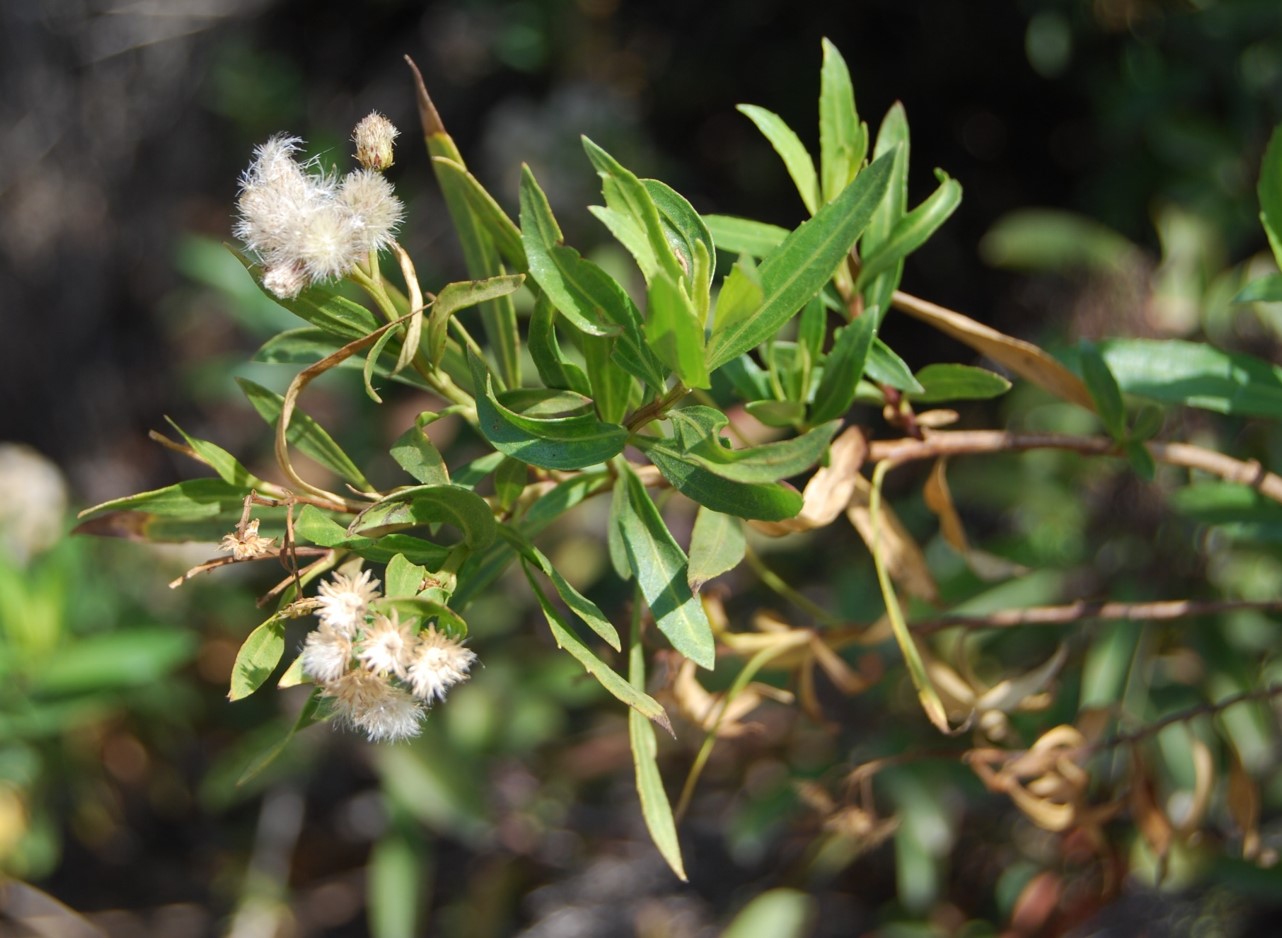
[
  {"left": 234, "top": 124, "right": 404, "bottom": 299},
  {"left": 301, "top": 568, "right": 478, "bottom": 742}
]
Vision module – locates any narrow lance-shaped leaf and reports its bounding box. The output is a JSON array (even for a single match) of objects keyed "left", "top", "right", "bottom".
[
  {"left": 819, "top": 37, "right": 867, "bottom": 203},
  {"left": 646, "top": 271, "right": 710, "bottom": 389},
  {"left": 856, "top": 170, "right": 962, "bottom": 289},
  {"left": 738, "top": 104, "right": 820, "bottom": 215},
  {"left": 703, "top": 216, "right": 788, "bottom": 258},
  {"left": 646, "top": 441, "right": 805, "bottom": 522},
  {"left": 523, "top": 569, "right": 669, "bottom": 731},
  {"left": 389, "top": 416, "right": 450, "bottom": 485},
  {"left": 417, "top": 67, "right": 522, "bottom": 388},
  {"left": 628, "top": 604, "right": 687, "bottom": 881},
  {"left": 906, "top": 363, "right": 1012, "bottom": 405},
  {"left": 809, "top": 311, "right": 877, "bottom": 425},
  {"left": 706, "top": 152, "right": 894, "bottom": 371},
  {"left": 581, "top": 137, "right": 686, "bottom": 285},
  {"left": 643, "top": 178, "right": 717, "bottom": 295},
  {"left": 1078, "top": 342, "right": 1126, "bottom": 440},
  {"left": 470, "top": 352, "right": 630, "bottom": 470},
  {"left": 1258, "top": 124, "right": 1282, "bottom": 269},
  {"left": 429, "top": 156, "right": 527, "bottom": 270},
  {"left": 163, "top": 418, "right": 264, "bottom": 490},
  {"left": 236, "top": 378, "right": 371, "bottom": 489},
  {"left": 613, "top": 463, "right": 716, "bottom": 669}
]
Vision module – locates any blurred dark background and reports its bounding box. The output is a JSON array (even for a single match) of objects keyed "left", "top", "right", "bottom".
[{"left": 4, "top": 2, "right": 1282, "bottom": 936}]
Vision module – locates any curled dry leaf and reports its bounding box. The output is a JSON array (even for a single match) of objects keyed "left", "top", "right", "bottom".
[
  {"left": 969, "top": 724, "right": 1120, "bottom": 833},
  {"left": 922, "top": 458, "right": 1028, "bottom": 582},
  {"left": 846, "top": 473, "right": 939, "bottom": 603},
  {"left": 750, "top": 426, "right": 868, "bottom": 537},
  {"left": 670, "top": 658, "right": 793, "bottom": 738},
  {"left": 1227, "top": 743, "right": 1262, "bottom": 862}
]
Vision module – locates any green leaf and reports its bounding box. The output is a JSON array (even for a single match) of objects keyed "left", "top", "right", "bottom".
[
  {"left": 667, "top": 407, "right": 840, "bottom": 483},
  {"left": 577, "top": 330, "right": 634, "bottom": 425},
  {"left": 648, "top": 444, "right": 805, "bottom": 521},
  {"left": 74, "top": 478, "right": 263, "bottom": 544},
  {"left": 164, "top": 419, "right": 263, "bottom": 489},
  {"left": 389, "top": 418, "right": 450, "bottom": 485},
  {"left": 370, "top": 598, "right": 468, "bottom": 637},
  {"left": 907, "top": 362, "right": 1013, "bottom": 405},
  {"left": 865, "top": 337, "right": 923, "bottom": 393},
  {"left": 470, "top": 353, "right": 630, "bottom": 470},
  {"left": 233, "top": 249, "right": 380, "bottom": 340},
  {"left": 1097, "top": 338, "right": 1282, "bottom": 419},
  {"left": 581, "top": 137, "right": 685, "bottom": 285},
  {"left": 229, "top": 616, "right": 286, "bottom": 701},
  {"left": 1258, "top": 124, "right": 1282, "bottom": 269},
  {"left": 628, "top": 615, "right": 686, "bottom": 880},
  {"left": 723, "top": 889, "right": 816, "bottom": 938},
  {"left": 238, "top": 689, "right": 327, "bottom": 786},
  {"left": 856, "top": 170, "right": 962, "bottom": 289},
  {"left": 809, "top": 313, "right": 877, "bottom": 424},
  {"left": 493, "top": 456, "right": 527, "bottom": 512},
  {"left": 738, "top": 104, "right": 820, "bottom": 215},
  {"left": 34, "top": 629, "right": 196, "bottom": 696},
  {"left": 235, "top": 378, "right": 371, "bottom": 489},
  {"left": 744, "top": 399, "right": 807, "bottom": 427},
  {"left": 428, "top": 129, "right": 521, "bottom": 389},
  {"left": 384, "top": 553, "right": 428, "bottom": 599},
  {"left": 523, "top": 570, "right": 671, "bottom": 734},
  {"left": 1123, "top": 438, "right": 1156, "bottom": 481},
  {"left": 703, "top": 216, "right": 788, "bottom": 258},
  {"left": 819, "top": 38, "right": 866, "bottom": 204},
  {"left": 294, "top": 505, "right": 450, "bottom": 569},
  {"left": 430, "top": 156, "right": 526, "bottom": 270},
  {"left": 861, "top": 104, "right": 910, "bottom": 318},
  {"left": 520, "top": 168, "right": 666, "bottom": 389},
  {"left": 519, "top": 167, "right": 616, "bottom": 336},
  {"left": 368, "top": 816, "right": 427, "bottom": 938},
  {"left": 1234, "top": 273, "right": 1282, "bottom": 304},
  {"left": 646, "top": 271, "right": 710, "bottom": 388},
  {"left": 348, "top": 483, "right": 497, "bottom": 550},
  {"left": 1174, "top": 482, "right": 1282, "bottom": 543},
  {"left": 643, "top": 178, "right": 717, "bottom": 294},
  {"left": 1078, "top": 343, "right": 1127, "bottom": 440},
  {"left": 613, "top": 464, "right": 715, "bottom": 668},
  {"left": 713, "top": 257, "right": 765, "bottom": 336},
  {"left": 706, "top": 152, "right": 893, "bottom": 371},
  {"left": 528, "top": 293, "right": 591, "bottom": 395},
  {"left": 503, "top": 530, "right": 620, "bottom": 650},
  {"left": 427, "top": 274, "right": 526, "bottom": 367},
  {"left": 687, "top": 507, "right": 746, "bottom": 592}
]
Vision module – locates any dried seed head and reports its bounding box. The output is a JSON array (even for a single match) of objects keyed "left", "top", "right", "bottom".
[
  {"left": 301, "top": 625, "right": 353, "bottom": 683},
  {"left": 352, "top": 111, "right": 399, "bottom": 171},
  {"left": 322, "top": 669, "right": 423, "bottom": 742},
  {"left": 338, "top": 169, "right": 404, "bottom": 255},
  {"left": 406, "top": 626, "right": 478, "bottom": 703}
]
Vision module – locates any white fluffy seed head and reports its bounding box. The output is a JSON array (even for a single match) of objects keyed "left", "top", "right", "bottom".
[
  {"left": 355, "top": 612, "right": 415, "bottom": 679},
  {"left": 323, "top": 669, "right": 423, "bottom": 742},
  {"left": 406, "top": 626, "right": 478, "bottom": 703},
  {"left": 235, "top": 131, "right": 404, "bottom": 296},
  {"left": 338, "top": 169, "right": 404, "bottom": 254},
  {"left": 316, "top": 568, "right": 382, "bottom": 635},
  {"left": 301, "top": 625, "right": 353, "bottom": 683}
]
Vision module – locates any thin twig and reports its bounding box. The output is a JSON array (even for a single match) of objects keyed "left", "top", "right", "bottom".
[
  {"left": 866, "top": 431, "right": 1282, "bottom": 504},
  {"left": 911, "top": 598, "right": 1282, "bottom": 636},
  {"left": 1087, "top": 684, "right": 1282, "bottom": 755}
]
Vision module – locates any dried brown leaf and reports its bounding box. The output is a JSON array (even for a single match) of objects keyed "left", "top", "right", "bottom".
[{"left": 750, "top": 426, "right": 867, "bottom": 537}]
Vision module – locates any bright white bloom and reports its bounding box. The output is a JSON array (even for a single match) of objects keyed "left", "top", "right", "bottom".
[
  {"left": 301, "top": 625, "right": 353, "bottom": 683},
  {"left": 355, "top": 612, "right": 415, "bottom": 678},
  {"left": 235, "top": 131, "right": 403, "bottom": 298},
  {"left": 316, "top": 568, "right": 382, "bottom": 635},
  {"left": 352, "top": 111, "right": 399, "bottom": 171},
  {"left": 338, "top": 169, "right": 404, "bottom": 254},
  {"left": 323, "top": 669, "right": 423, "bottom": 742},
  {"left": 406, "top": 626, "right": 478, "bottom": 703}
]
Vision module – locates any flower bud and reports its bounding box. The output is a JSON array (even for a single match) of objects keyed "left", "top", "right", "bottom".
[{"left": 352, "top": 111, "right": 399, "bottom": 171}]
